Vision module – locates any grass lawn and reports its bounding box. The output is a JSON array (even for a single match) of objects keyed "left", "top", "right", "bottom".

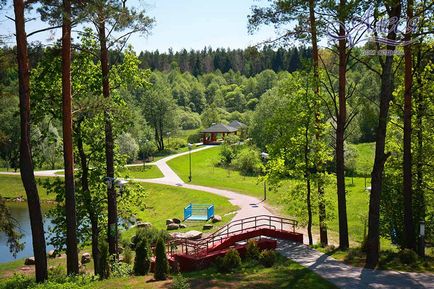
[
  {"left": 316, "top": 246, "right": 434, "bottom": 273},
  {"left": 0, "top": 175, "right": 55, "bottom": 201},
  {"left": 168, "top": 146, "right": 267, "bottom": 199},
  {"left": 1, "top": 254, "right": 337, "bottom": 289},
  {"left": 167, "top": 146, "right": 382, "bottom": 246},
  {"left": 185, "top": 254, "right": 337, "bottom": 289},
  {"left": 122, "top": 183, "right": 238, "bottom": 241},
  {"left": 120, "top": 165, "right": 163, "bottom": 179},
  {"left": 53, "top": 165, "right": 164, "bottom": 179},
  {"left": 349, "top": 142, "right": 375, "bottom": 176}
]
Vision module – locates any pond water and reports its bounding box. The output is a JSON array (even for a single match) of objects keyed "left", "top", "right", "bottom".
[{"left": 0, "top": 202, "right": 54, "bottom": 263}]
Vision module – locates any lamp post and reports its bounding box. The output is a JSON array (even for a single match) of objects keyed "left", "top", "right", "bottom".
[
  {"left": 104, "top": 177, "right": 128, "bottom": 257},
  {"left": 261, "top": 152, "right": 269, "bottom": 201},
  {"left": 188, "top": 143, "right": 192, "bottom": 182},
  {"left": 419, "top": 220, "right": 425, "bottom": 258}
]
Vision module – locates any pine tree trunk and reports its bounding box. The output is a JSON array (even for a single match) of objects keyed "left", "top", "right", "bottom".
[
  {"left": 13, "top": 0, "right": 48, "bottom": 282},
  {"left": 98, "top": 7, "right": 118, "bottom": 256},
  {"left": 336, "top": 0, "right": 349, "bottom": 250},
  {"left": 403, "top": 0, "right": 415, "bottom": 251},
  {"left": 365, "top": 2, "right": 401, "bottom": 268},
  {"left": 62, "top": 0, "right": 79, "bottom": 274},
  {"left": 309, "top": 0, "right": 328, "bottom": 247},
  {"left": 305, "top": 123, "right": 313, "bottom": 245}
]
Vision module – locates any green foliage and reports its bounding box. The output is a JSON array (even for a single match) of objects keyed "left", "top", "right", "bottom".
[
  {"left": 0, "top": 197, "right": 23, "bottom": 257},
  {"left": 116, "top": 132, "right": 139, "bottom": 164},
  {"left": 245, "top": 240, "right": 261, "bottom": 260},
  {"left": 154, "top": 237, "right": 169, "bottom": 280},
  {"left": 0, "top": 274, "right": 34, "bottom": 289},
  {"left": 398, "top": 249, "right": 418, "bottom": 265},
  {"left": 133, "top": 229, "right": 151, "bottom": 276},
  {"left": 167, "top": 137, "right": 187, "bottom": 151},
  {"left": 259, "top": 250, "right": 277, "bottom": 268},
  {"left": 187, "top": 132, "right": 202, "bottom": 144},
  {"left": 110, "top": 261, "right": 133, "bottom": 278},
  {"left": 178, "top": 110, "right": 201, "bottom": 129},
  {"left": 99, "top": 240, "right": 110, "bottom": 279},
  {"left": 232, "top": 147, "right": 261, "bottom": 176},
  {"left": 123, "top": 246, "right": 133, "bottom": 265},
  {"left": 221, "top": 249, "right": 242, "bottom": 272},
  {"left": 171, "top": 274, "right": 190, "bottom": 289}
]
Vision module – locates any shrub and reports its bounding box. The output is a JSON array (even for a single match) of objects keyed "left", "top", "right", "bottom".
[
  {"left": 232, "top": 147, "right": 261, "bottom": 176},
  {"left": 134, "top": 230, "right": 151, "bottom": 276},
  {"left": 179, "top": 110, "right": 201, "bottom": 129},
  {"left": 214, "top": 256, "right": 225, "bottom": 273},
  {"left": 123, "top": 245, "right": 133, "bottom": 265},
  {"left": 154, "top": 237, "right": 169, "bottom": 280},
  {"left": 111, "top": 261, "right": 133, "bottom": 278},
  {"left": 187, "top": 132, "right": 202, "bottom": 144},
  {"left": 246, "top": 240, "right": 260, "bottom": 260},
  {"left": 171, "top": 274, "right": 190, "bottom": 289},
  {"left": 222, "top": 249, "right": 241, "bottom": 272},
  {"left": 98, "top": 240, "right": 110, "bottom": 279},
  {"left": 0, "top": 274, "right": 34, "bottom": 289},
  {"left": 259, "top": 250, "right": 276, "bottom": 268},
  {"left": 167, "top": 138, "right": 187, "bottom": 151},
  {"left": 399, "top": 249, "right": 418, "bottom": 265}
]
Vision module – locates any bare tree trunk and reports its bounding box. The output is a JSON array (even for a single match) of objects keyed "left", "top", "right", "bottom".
[
  {"left": 309, "top": 0, "right": 328, "bottom": 247},
  {"left": 13, "top": 0, "right": 48, "bottom": 282},
  {"left": 76, "top": 120, "right": 100, "bottom": 275},
  {"left": 305, "top": 123, "right": 313, "bottom": 245},
  {"left": 97, "top": 6, "right": 118, "bottom": 256},
  {"left": 62, "top": 0, "right": 79, "bottom": 274},
  {"left": 403, "top": 0, "right": 415, "bottom": 251},
  {"left": 365, "top": 2, "right": 401, "bottom": 268},
  {"left": 336, "top": 0, "right": 349, "bottom": 250}
]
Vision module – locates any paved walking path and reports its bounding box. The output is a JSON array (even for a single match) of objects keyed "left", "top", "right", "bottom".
[
  {"left": 277, "top": 240, "right": 434, "bottom": 289},
  {"left": 3, "top": 146, "right": 433, "bottom": 288},
  {"left": 138, "top": 146, "right": 434, "bottom": 289}
]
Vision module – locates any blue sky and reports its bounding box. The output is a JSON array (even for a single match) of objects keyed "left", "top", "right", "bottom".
[{"left": 1, "top": 0, "right": 279, "bottom": 53}]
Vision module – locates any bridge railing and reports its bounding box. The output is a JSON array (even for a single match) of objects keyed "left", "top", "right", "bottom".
[{"left": 170, "top": 215, "right": 298, "bottom": 256}]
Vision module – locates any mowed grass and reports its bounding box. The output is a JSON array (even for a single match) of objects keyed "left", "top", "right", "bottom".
[
  {"left": 168, "top": 146, "right": 266, "bottom": 199},
  {"left": 1, "top": 256, "right": 337, "bottom": 289},
  {"left": 349, "top": 142, "right": 375, "bottom": 176},
  {"left": 167, "top": 146, "right": 375, "bottom": 245},
  {"left": 0, "top": 175, "right": 55, "bottom": 201},
  {"left": 185, "top": 255, "right": 338, "bottom": 289},
  {"left": 120, "top": 165, "right": 163, "bottom": 179},
  {"left": 124, "top": 183, "right": 238, "bottom": 238}
]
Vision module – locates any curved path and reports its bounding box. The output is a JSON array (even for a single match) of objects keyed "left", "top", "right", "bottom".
[
  {"left": 136, "top": 146, "right": 434, "bottom": 289},
  {"left": 2, "top": 146, "right": 433, "bottom": 288}
]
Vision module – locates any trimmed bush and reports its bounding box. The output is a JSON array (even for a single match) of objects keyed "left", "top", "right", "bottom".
[
  {"left": 399, "top": 249, "right": 418, "bottom": 265},
  {"left": 222, "top": 249, "right": 241, "bottom": 272},
  {"left": 133, "top": 229, "right": 151, "bottom": 275},
  {"left": 259, "top": 250, "right": 277, "bottom": 267},
  {"left": 154, "top": 237, "right": 169, "bottom": 280},
  {"left": 246, "top": 240, "right": 261, "bottom": 260}
]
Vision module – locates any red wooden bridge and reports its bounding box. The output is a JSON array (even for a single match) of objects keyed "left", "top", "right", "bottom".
[{"left": 167, "top": 215, "right": 303, "bottom": 271}]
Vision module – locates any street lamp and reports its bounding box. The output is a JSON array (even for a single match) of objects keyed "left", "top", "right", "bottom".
[
  {"left": 261, "top": 152, "right": 269, "bottom": 201},
  {"left": 419, "top": 220, "right": 425, "bottom": 258},
  {"left": 188, "top": 143, "right": 193, "bottom": 182},
  {"left": 167, "top": 131, "right": 171, "bottom": 147}
]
